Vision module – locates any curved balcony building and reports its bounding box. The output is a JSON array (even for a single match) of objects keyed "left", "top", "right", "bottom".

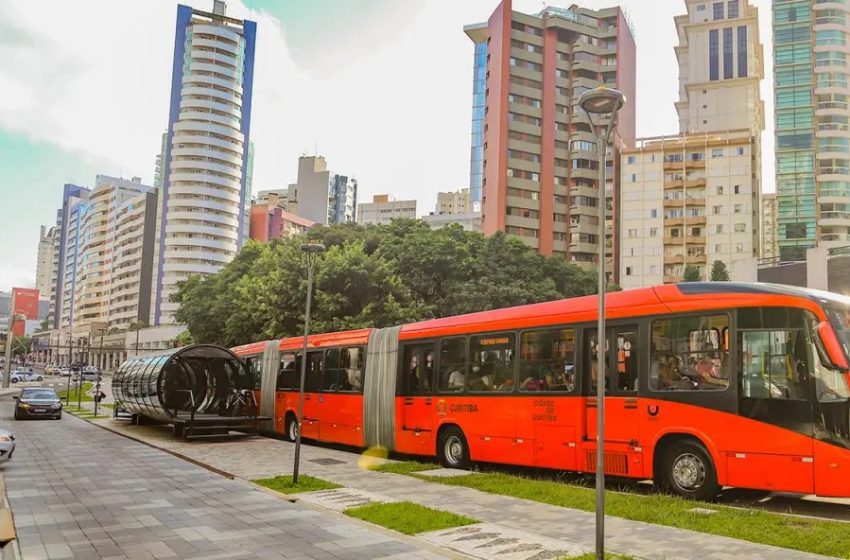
[{"left": 154, "top": 1, "right": 256, "bottom": 325}]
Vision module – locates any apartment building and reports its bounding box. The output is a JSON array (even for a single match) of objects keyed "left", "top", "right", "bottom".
[
  {"left": 620, "top": 0, "right": 764, "bottom": 287},
  {"left": 249, "top": 192, "right": 315, "bottom": 242},
  {"left": 154, "top": 1, "right": 257, "bottom": 325},
  {"left": 107, "top": 188, "right": 158, "bottom": 330},
  {"left": 620, "top": 132, "right": 758, "bottom": 287},
  {"left": 774, "top": 0, "right": 850, "bottom": 259},
  {"left": 53, "top": 184, "right": 90, "bottom": 329},
  {"left": 357, "top": 195, "right": 417, "bottom": 226},
  {"left": 436, "top": 189, "right": 471, "bottom": 215},
  {"left": 34, "top": 226, "right": 57, "bottom": 302},
  {"left": 465, "top": 0, "right": 636, "bottom": 280},
  {"left": 289, "top": 155, "right": 357, "bottom": 225},
  {"left": 762, "top": 192, "right": 779, "bottom": 263}
]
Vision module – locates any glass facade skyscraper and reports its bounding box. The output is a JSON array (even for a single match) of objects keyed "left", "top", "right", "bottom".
[
  {"left": 774, "top": 0, "right": 850, "bottom": 260},
  {"left": 468, "top": 41, "right": 487, "bottom": 212}
]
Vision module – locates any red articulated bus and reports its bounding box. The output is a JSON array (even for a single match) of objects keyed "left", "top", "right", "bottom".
[{"left": 232, "top": 282, "right": 850, "bottom": 500}]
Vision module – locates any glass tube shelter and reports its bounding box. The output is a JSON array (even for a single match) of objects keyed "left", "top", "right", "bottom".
[{"left": 112, "top": 345, "right": 255, "bottom": 422}]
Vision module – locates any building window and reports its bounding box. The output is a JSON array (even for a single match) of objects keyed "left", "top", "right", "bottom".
[
  {"left": 734, "top": 204, "right": 742, "bottom": 213},
  {"left": 734, "top": 184, "right": 741, "bottom": 194},
  {"left": 627, "top": 155, "right": 636, "bottom": 164},
  {"left": 736, "top": 147, "right": 745, "bottom": 156},
  {"left": 737, "top": 26, "right": 748, "bottom": 77},
  {"left": 715, "top": 244, "right": 722, "bottom": 253},
  {"left": 713, "top": 205, "right": 723, "bottom": 215},
  {"left": 697, "top": 4, "right": 705, "bottom": 11},
  {"left": 736, "top": 242, "right": 744, "bottom": 252},
  {"left": 650, "top": 209, "right": 658, "bottom": 218},
  {"left": 628, "top": 229, "right": 638, "bottom": 238},
  {"left": 713, "top": 2, "right": 724, "bottom": 20},
  {"left": 709, "top": 30, "right": 719, "bottom": 81},
  {"left": 723, "top": 27, "right": 733, "bottom": 80},
  {"left": 649, "top": 228, "right": 658, "bottom": 237},
  {"left": 717, "top": 186, "right": 724, "bottom": 195},
  {"left": 716, "top": 224, "right": 723, "bottom": 234},
  {"left": 711, "top": 148, "right": 724, "bottom": 158},
  {"left": 626, "top": 266, "right": 633, "bottom": 276},
  {"left": 734, "top": 223, "right": 746, "bottom": 233},
  {"left": 629, "top": 173, "right": 637, "bottom": 182},
  {"left": 728, "top": 0, "right": 739, "bottom": 18}
]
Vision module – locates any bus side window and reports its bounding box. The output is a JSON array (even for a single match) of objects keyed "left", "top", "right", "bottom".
[
  {"left": 469, "top": 333, "right": 516, "bottom": 392},
  {"left": 323, "top": 347, "right": 363, "bottom": 393},
  {"left": 438, "top": 338, "right": 467, "bottom": 392},
  {"left": 277, "top": 352, "right": 297, "bottom": 390},
  {"left": 402, "top": 344, "right": 434, "bottom": 395},
  {"left": 650, "top": 315, "right": 729, "bottom": 391}
]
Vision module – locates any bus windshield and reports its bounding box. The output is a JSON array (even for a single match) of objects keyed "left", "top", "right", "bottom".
[
  {"left": 813, "top": 309, "right": 850, "bottom": 401},
  {"left": 827, "top": 306, "right": 850, "bottom": 363}
]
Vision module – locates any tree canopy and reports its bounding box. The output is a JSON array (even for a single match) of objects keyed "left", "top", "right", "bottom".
[
  {"left": 710, "top": 260, "right": 731, "bottom": 281},
  {"left": 173, "top": 220, "right": 605, "bottom": 347},
  {"left": 682, "top": 264, "right": 702, "bottom": 282}
]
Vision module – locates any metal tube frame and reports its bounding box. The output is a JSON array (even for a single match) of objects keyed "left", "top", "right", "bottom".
[
  {"left": 581, "top": 106, "right": 617, "bottom": 560},
  {"left": 292, "top": 252, "right": 319, "bottom": 484}
]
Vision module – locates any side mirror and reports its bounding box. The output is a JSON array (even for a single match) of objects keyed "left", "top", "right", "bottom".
[{"left": 817, "top": 321, "right": 849, "bottom": 372}]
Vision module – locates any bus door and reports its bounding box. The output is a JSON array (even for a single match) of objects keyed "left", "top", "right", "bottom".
[
  {"left": 584, "top": 325, "right": 641, "bottom": 445},
  {"left": 295, "top": 351, "right": 324, "bottom": 440},
  {"left": 733, "top": 315, "right": 814, "bottom": 494},
  {"left": 398, "top": 342, "right": 436, "bottom": 454}
]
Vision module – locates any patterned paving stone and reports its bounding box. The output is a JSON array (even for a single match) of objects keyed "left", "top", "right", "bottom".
[{"left": 0, "top": 404, "right": 455, "bottom": 560}]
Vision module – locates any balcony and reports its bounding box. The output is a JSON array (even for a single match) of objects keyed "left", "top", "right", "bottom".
[
  {"left": 663, "top": 160, "right": 684, "bottom": 171},
  {"left": 684, "top": 159, "right": 706, "bottom": 168},
  {"left": 663, "top": 275, "right": 681, "bottom": 284},
  {"left": 663, "top": 198, "right": 684, "bottom": 208},
  {"left": 664, "top": 179, "right": 684, "bottom": 189}
]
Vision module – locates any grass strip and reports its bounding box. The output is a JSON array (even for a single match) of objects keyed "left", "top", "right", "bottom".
[
  {"left": 57, "top": 382, "right": 94, "bottom": 402},
  {"left": 344, "top": 501, "right": 476, "bottom": 535},
  {"left": 402, "top": 469, "right": 850, "bottom": 558},
  {"left": 370, "top": 460, "right": 438, "bottom": 475},
  {"left": 252, "top": 475, "right": 341, "bottom": 494}
]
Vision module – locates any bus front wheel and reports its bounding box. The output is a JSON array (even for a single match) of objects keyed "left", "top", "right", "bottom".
[
  {"left": 438, "top": 427, "right": 471, "bottom": 470},
  {"left": 659, "top": 440, "right": 719, "bottom": 501}
]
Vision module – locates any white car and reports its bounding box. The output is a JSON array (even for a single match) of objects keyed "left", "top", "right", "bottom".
[
  {"left": 0, "top": 429, "right": 15, "bottom": 464},
  {"left": 10, "top": 371, "right": 44, "bottom": 383}
]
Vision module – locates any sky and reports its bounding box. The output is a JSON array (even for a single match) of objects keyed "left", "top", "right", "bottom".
[{"left": 0, "top": 0, "right": 775, "bottom": 292}]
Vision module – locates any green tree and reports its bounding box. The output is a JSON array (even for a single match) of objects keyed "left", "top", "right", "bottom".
[
  {"left": 682, "top": 265, "right": 702, "bottom": 282},
  {"left": 174, "top": 221, "right": 605, "bottom": 346},
  {"left": 710, "top": 260, "right": 731, "bottom": 281},
  {"left": 12, "top": 335, "right": 32, "bottom": 357},
  {"left": 174, "top": 330, "right": 195, "bottom": 347}
]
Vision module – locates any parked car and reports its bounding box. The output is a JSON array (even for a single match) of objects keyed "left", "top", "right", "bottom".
[
  {"left": 10, "top": 371, "right": 44, "bottom": 383},
  {"left": 14, "top": 387, "right": 62, "bottom": 420},
  {"left": 59, "top": 367, "right": 72, "bottom": 377},
  {"left": 0, "top": 429, "right": 15, "bottom": 463},
  {"left": 45, "top": 364, "right": 61, "bottom": 375},
  {"left": 72, "top": 369, "right": 101, "bottom": 382}
]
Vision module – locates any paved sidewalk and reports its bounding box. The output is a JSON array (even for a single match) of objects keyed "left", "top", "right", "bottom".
[
  {"left": 88, "top": 419, "right": 836, "bottom": 560},
  {"left": 0, "top": 404, "right": 455, "bottom": 560}
]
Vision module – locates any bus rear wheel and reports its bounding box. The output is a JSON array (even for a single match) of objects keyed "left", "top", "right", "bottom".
[
  {"left": 284, "top": 414, "right": 298, "bottom": 442},
  {"left": 438, "top": 427, "right": 471, "bottom": 470},
  {"left": 660, "top": 440, "right": 719, "bottom": 500}
]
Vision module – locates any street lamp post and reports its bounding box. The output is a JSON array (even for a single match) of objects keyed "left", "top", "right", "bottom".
[
  {"left": 292, "top": 242, "right": 326, "bottom": 484},
  {"left": 2, "top": 313, "right": 27, "bottom": 389},
  {"left": 578, "top": 85, "right": 625, "bottom": 560}
]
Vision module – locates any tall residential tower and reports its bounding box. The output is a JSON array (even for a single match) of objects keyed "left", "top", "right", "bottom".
[
  {"left": 465, "top": 1, "right": 636, "bottom": 279},
  {"left": 773, "top": 1, "right": 850, "bottom": 260},
  {"left": 153, "top": 1, "right": 256, "bottom": 324},
  {"left": 619, "top": 0, "right": 764, "bottom": 288}
]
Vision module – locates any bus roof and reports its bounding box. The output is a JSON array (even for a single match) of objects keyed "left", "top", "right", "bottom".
[
  {"left": 231, "top": 282, "right": 844, "bottom": 352},
  {"left": 398, "top": 282, "right": 831, "bottom": 340}
]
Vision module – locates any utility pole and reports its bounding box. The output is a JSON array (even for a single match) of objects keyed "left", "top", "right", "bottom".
[
  {"left": 3, "top": 313, "right": 25, "bottom": 389},
  {"left": 65, "top": 333, "right": 73, "bottom": 405}
]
